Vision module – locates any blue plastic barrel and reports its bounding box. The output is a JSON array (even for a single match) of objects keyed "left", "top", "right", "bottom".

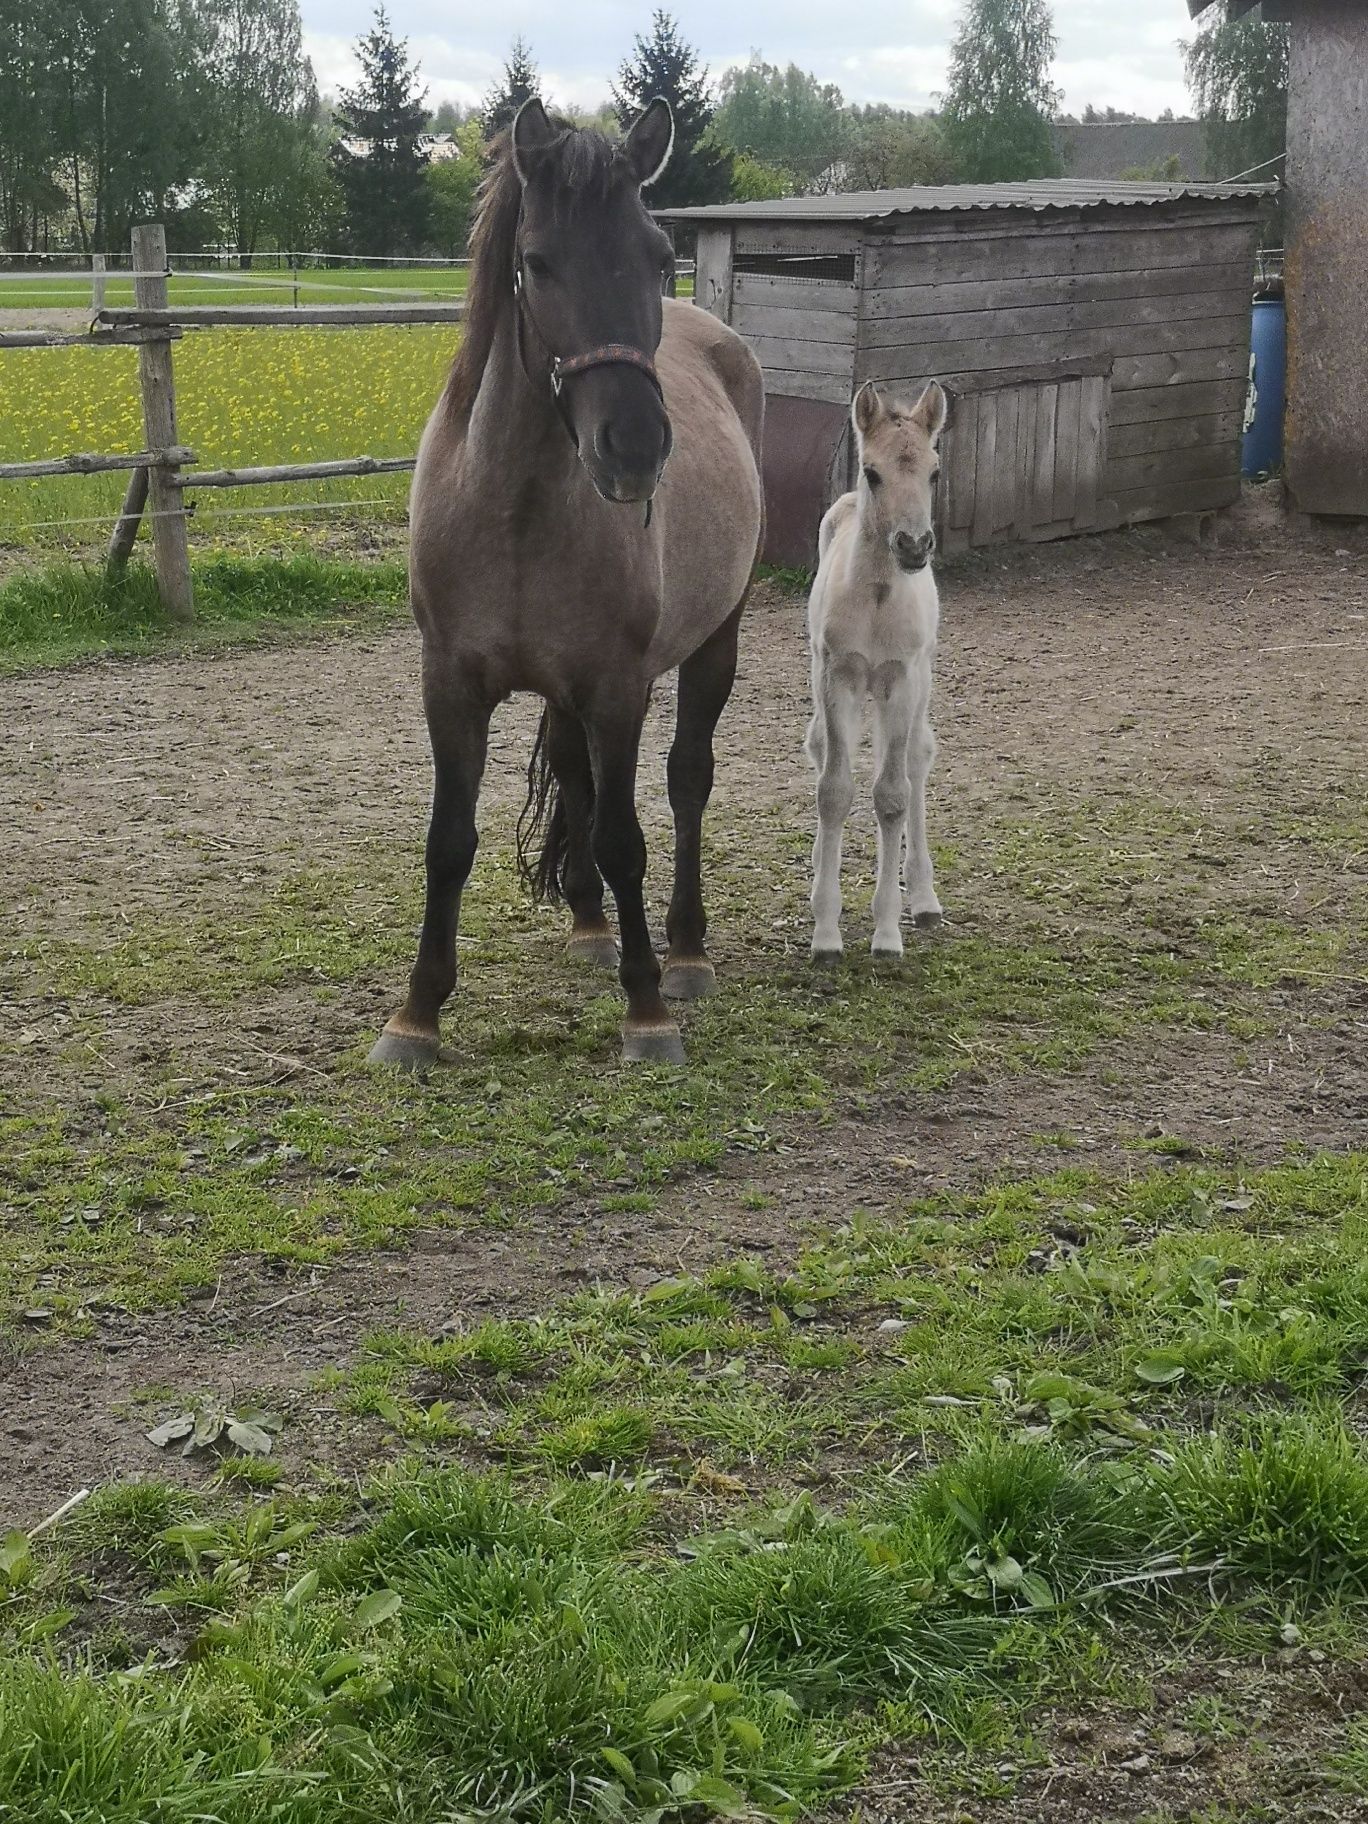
[{"left": 1242, "top": 297, "right": 1286, "bottom": 477}]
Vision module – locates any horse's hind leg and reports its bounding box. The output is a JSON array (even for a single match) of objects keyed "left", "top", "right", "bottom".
[
  {"left": 663, "top": 605, "right": 742, "bottom": 1001},
  {"left": 370, "top": 665, "right": 490, "bottom": 1071},
  {"left": 584, "top": 696, "right": 683, "bottom": 1064},
  {"left": 904, "top": 661, "right": 942, "bottom": 927},
  {"left": 546, "top": 708, "right": 617, "bottom": 969}
]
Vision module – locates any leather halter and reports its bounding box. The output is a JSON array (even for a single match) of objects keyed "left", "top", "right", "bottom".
[{"left": 512, "top": 258, "right": 665, "bottom": 447}]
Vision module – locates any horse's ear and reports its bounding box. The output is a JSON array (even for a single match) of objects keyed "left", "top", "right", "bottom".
[
  {"left": 624, "top": 98, "right": 674, "bottom": 188},
  {"left": 852, "top": 381, "right": 883, "bottom": 437},
  {"left": 512, "top": 97, "right": 557, "bottom": 184},
  {"left": 912, "top": 379, "right": 948, "bottom": 442}
]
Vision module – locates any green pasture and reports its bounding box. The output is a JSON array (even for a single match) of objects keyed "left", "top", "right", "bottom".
[{"left": 3, "top": 765, "right": 1367, "bottom": 1819}]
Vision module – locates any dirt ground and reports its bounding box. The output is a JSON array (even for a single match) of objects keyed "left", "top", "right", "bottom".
[{"left": 3, "top": 486, "right": 1367, "bottom": 1512}]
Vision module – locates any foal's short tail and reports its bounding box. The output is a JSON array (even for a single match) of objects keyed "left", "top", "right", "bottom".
[{"left": 516, "top": 709, "right": 569, "bottom": 903}]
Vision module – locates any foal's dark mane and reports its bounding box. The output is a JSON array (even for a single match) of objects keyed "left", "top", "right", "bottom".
[{"left": 445, "top": 119, "right": 630, "bottom": 426}]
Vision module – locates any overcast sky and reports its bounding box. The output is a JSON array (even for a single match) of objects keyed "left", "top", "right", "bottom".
[{"left": 302, "top": 2, "right": 1203, "bottom": 121}]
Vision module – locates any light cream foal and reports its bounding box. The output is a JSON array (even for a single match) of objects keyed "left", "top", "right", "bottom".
[{"left": 805, "top": 378, "right": 947, "bottom": 959}]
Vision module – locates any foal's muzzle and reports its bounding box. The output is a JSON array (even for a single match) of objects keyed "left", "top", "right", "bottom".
[{"left": 892, "top": 528, "right": 935, "bottom": 573}]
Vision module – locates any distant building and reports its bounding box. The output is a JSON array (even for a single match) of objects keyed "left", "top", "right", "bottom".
[
  {"left": 337, "top": 133, "right": 461, "bottom": 163},
  {"left": 1052, "top": 121, "right": 1212, "bottom": 181}
]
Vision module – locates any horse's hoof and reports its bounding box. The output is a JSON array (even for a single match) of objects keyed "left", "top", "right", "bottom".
[
  {"left": 621, "top": 1021, "right": 686, "bottom": 1065},
  {"left": 661, "top": 958, "right": 716, "bottom": 1001},
  {"left": 911, "top": 909, "right": 944, "bottom": 930},
  {"left": 811, "top": 946, "right": 844, "bottom": 967},
  {"left": 872, "top": 941, "right": 905, "bottom": 961},
  {"left": 567, "top": 930, "right": 619, "bottom": 970},
  {"left": 368, "top": 1023, "right": 441, "bottom": 1073}
]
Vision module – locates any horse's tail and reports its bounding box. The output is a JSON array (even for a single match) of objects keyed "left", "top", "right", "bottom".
[{"left": 516, "top": 709, "right": 568, "bottom": 903}]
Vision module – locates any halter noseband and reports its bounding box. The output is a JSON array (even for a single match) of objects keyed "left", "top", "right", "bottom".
[{"left": 512, "top": 260, "right": 665, "bottom": 441}]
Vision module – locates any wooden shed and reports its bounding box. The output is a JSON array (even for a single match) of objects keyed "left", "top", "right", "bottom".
[
  {"left": 661, "top": 180, "right": 1270, "bottom": 566},
  {"left": 1190, "top": 0, "right": 1368, "bottom": 520}
]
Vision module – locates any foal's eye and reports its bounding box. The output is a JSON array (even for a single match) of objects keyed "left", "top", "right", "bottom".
[
  {"left": 523, "top": 251, "right": 552, "bottom": 279},
  {"left": 863, "top": 466, "right": 882, "bottom": 489}
]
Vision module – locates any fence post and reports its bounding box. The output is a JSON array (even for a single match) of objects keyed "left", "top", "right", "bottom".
[
  {"left": 131, "top": 223, "right": 194, "bottom": 622},
  {"left": 90, "top": 254, "right": 106, "bottom": 314}
]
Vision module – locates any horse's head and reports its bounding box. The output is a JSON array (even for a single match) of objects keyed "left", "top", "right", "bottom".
[
  {"left": 511, "top": 98, "right": 676, "bottom": 505},
  {"left": 851, "top": 380, "right": 947, "bottom": 573}
]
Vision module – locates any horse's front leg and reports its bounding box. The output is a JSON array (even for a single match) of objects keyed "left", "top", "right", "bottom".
[
  {"left": 584, "top": 697, "right": 683, "bottom": 1064},
  {"left": 663, "top": 605, "right": 743, "bottom": 1001},
  {"left": 810, "top": 661, "right": 861, "bottom": 962},
  {"left": 370, "top": 659, "right": 491, "bottom": 1070}
]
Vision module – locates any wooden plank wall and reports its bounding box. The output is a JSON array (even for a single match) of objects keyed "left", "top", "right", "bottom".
[
  {"left": 856, "top": 207, "right": 1262, "bottom": 529},
  {"left": 725, "top": 224, "right": 859, "bottom": 405}
]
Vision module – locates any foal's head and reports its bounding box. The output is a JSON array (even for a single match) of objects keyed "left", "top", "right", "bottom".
[
  {"left": 851, "top": 380, "right": 948, "bottom": 573},
  {"left": 510, "top": 97, "right": 677, "bottom": 504}
]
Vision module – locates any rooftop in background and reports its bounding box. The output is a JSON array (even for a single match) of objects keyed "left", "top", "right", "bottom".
[
  {"left": 659, "top": 178, "right": 1277, "bottom": 224},
  {"left": 1052, "top": 121, "right": 1212, "bottom": 182}
]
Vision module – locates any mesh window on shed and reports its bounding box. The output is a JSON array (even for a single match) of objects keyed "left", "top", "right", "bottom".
[{"left": 732, "top": 250, "right": 857, "bottom": 283}]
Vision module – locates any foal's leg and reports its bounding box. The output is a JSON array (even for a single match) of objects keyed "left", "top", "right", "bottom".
[
  {"left": 871, "top": 661, "right": 915, "bottom": 958},
  {"left": 370, "top": 664, "right": 491, "bottom": 1070},
  {"left": 663, "top": 605, "right": 742, "bottom": 1001},
  {"left": 546, "top": 707, "right": 617, "bottom": 969},
  {"left": 810, "top": 659, "right": 863, "bottom": 961},
  {"left": 904, "top": 661, "right": 942, "bottom": 927},
  {"left": 584, "top": 698, "right": 683, "bottom": 1064}
]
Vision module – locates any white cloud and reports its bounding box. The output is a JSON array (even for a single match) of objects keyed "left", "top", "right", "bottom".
[{"left": 305, "top": 1, "right": 1200, "bottom": 119}]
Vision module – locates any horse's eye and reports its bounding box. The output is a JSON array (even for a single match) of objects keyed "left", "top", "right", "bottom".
[
  {"left": 930, "top": 464, "right": 941, "bottom": 481},
  {"left": 523, "top": 251, "right": 551, "bottom": 279},
  {"left": 863, "top": 466, "right": 882, "bottom": 489}
]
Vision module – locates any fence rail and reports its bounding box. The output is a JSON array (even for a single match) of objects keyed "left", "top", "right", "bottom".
[{"left": 0, "top": 224, "right": 464, "bottom": 620}]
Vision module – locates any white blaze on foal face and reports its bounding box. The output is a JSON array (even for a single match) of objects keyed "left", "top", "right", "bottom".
[{"left": 852, "top": 380, "right": 947, "bottom": 573}]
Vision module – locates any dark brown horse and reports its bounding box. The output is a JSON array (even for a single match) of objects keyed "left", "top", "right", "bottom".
[{"left": 370, "top": 99, "right": 764, "bottom": 1069}]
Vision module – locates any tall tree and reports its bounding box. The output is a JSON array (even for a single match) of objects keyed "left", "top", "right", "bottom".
[
  {"left": 842, "top": 108, "right": 957, "bottom": 193},
  {"left": 425, "top": 117, "right": 484, "bottom": 255},
  {"left": 198, "top": 0, "right": 318, "bottom": 261},
  {"left": 50, "top": 0, "right": 205, "bottom": 254},
  {"left": 481, "top": 36, "right": 540, "bottom": 138},
  {"left": 0, "top": 1, "right": 64, "bottom": 251},
  {"left": 941, "top": 0, "right": 1061, "bottom": 183},
  {"left": 713, "top": 58, "right": 847, "bottom": 192},
  {"left": 330, "top": 5, "right": 429, "bottom": 256},
  {"left": 1184, "top": 11, "right": 1288, "bottom": 182},
  {"left": 612, "top": 10, "right": 730, "bottom": 208}
]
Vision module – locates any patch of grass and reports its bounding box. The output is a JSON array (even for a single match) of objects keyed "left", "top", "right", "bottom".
[
  {"left": 0, "top": 552, "right": 406, "bottom": 670},
  {"left": 1155, "top": 1409, "right": 1368, "bottom": 1595}
]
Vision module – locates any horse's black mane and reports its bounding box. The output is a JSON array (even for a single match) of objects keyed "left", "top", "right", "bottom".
[{"left": 445, "top": 119, "right": 626, "bottom": 425}]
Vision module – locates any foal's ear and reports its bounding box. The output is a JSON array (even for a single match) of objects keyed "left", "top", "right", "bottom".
[
  {"left": 624, "top": 98, "right": 675, "bottom": 188},
  {"left": 852, "top": 381, "right": 884, "bottom": 437},
  {"left": 511, "top": 97, "right": 558, "bottom": 183},
  {"left": 912, "top": 379, "right": 948, "bottom": 442}
]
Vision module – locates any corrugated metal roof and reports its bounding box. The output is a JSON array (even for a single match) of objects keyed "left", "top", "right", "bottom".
[{"left": 658, "top": 178, "right": 1275, "bottom": 224}]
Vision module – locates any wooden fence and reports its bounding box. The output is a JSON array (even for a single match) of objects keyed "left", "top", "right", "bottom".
[{"left": 0, "top": 224, "right": 466, "bottom": 622}]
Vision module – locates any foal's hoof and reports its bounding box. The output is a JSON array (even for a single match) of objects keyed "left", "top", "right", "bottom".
[
  {"left": 872, "top": 940, "right": 905, "bottom": 961},
  {"left": 911, "top": 909, "right": 944, "bottom": 930},
  {"left": 661, "top": 958, "right": 717, "bottom": 1002},
  {"left": 567, "top": 928, "right": 619, "bottom": 970},
  {"left": 368, "top": 1022, "right": 441, "bottom": 1073},
  {"left": 621, "top": 1021, "right": 686, "bottom": 1065},
  {"left": 811, "top": 945, "right": 844, "bottom": 967}
]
